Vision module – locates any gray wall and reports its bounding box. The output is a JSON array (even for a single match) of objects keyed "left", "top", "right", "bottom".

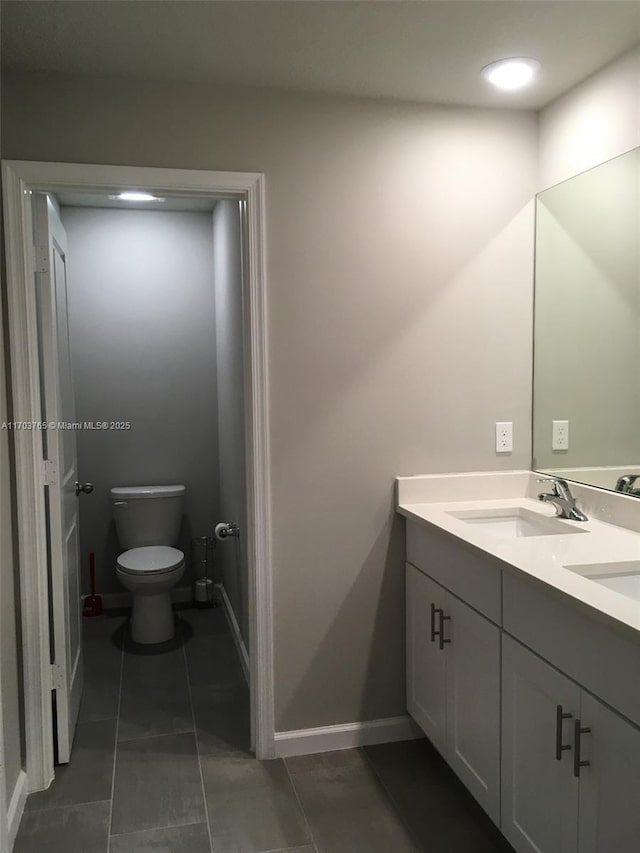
[
  {"left": 61, "top": 207, "right": 219, "bottom": 594},
  {"left": 213, "top": 201, "right": 249, "bottom": 643},
  {"left": 2, "top": 70, "right": 538, "bottom": 731},
  {"left": 0, "top": 229, "right": 25, "bottom": 805}
]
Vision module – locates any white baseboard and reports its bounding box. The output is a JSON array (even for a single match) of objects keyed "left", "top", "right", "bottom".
[
  {"left": 273, "top": 714, "right": 423, "bottom": 758},
  {"left": 7, "top": 770, "right": 27, "bottom": 849},
  {"left": 82, "top": 586, "right": 193, "bottom": 610},
  {"left": 215, "top": 583, "right": 250, "bottom": 685}
]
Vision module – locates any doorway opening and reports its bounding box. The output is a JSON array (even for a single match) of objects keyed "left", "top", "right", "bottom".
[{"left": 1, "top": 161, "right": 274, "bottom": 802}]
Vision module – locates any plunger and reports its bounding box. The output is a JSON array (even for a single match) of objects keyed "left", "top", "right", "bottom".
[{"left": 83, "top": 551, "right": 102, "bottom": 617}]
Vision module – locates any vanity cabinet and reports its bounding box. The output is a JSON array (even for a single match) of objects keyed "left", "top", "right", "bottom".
[
  {"left": 404, "top": 517, "right": 640, "bottom": 852},
  {"left": 399, "top": 469, "right": 640, "bottom": 853},
  {"left": 502, "top": 635, "right": 640, "bottom": 853},
  {"left": 406, "top": 562, "right": 501, "bottom": 823}
]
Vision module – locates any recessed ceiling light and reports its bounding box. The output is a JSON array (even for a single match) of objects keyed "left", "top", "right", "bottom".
[
  {"left": 481, "top": 58, "right": 541, "bottom": 91},
  {"left": 109, "top": 192, "right": 165, "bottom": 202}
]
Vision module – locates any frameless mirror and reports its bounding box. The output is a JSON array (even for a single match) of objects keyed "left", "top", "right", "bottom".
[{"left": 532, "top": 146, "right": 640, "bottom": 494}]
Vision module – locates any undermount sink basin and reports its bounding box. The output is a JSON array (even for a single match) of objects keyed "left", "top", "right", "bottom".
[
  {"left": 448, "top": 507, "right": 588, "bottom": 538},
  {"left": 565, "top": 561, "right": 640, "bottom": 602}
]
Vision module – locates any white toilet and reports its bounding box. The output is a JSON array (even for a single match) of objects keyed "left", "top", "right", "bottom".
[{"left": 111, "top": 484, "right": 186, "bottom": 644}]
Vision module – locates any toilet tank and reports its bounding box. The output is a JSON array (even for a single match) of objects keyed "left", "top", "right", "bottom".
[{"left": 110, "top": 485, "right": 186, "bottom": 549}]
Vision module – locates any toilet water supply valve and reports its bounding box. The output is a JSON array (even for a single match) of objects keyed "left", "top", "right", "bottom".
[{"left": 214, "top": 522, "right": 240, "bottom": 540}]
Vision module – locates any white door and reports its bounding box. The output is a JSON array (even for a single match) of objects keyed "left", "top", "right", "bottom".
[
  {"left": 578, "top": 693, "right": 640, "bottom": 853},
  {"left": 406, "top": 563, "right": 447, "bottom": 754},
  {"left": 33, "top": 194, "right": 84, "bottom": 764},
  {"left": 446, "top": 594, "right": 501, "bottom": 824},
  {"left": 501, "top": 635, "right": 580, "bottom": 853}
]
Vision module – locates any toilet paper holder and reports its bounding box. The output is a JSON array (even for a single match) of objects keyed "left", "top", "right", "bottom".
[{"left": 214, "top": 521, "right": 240, "bottom": 540}]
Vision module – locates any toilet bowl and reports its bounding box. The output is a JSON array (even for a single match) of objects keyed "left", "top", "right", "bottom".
[
  {"left": 111, "top": 484, "right": 186, "bottom": 644},
  {"left": 116, "top": 546, "right": 185, "bottom": 644}
]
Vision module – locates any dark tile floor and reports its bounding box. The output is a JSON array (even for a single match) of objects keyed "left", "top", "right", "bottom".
[{"left": 14, "top": 605, "right": 515, "bottom": 853}]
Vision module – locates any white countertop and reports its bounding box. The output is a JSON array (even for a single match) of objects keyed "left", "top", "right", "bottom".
[{"left": 396, "top": 471, "right": 640, "bottom": 636}]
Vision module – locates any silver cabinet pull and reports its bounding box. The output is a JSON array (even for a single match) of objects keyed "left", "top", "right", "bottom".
[
  {"left": 75, "top": 482, "right": 94, "bottom": 496},
  {"left": 555, "top": 705, "right": 573, "bottom": 760}
]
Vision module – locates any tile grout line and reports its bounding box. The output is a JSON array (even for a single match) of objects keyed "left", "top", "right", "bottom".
[
  {"left": 260, "top": 847, "right": 319, "bottom": 853},
  {"left": 116, "top": 726, "right": 196, "bottom": 745},
  {"left": 109, "top": 819, "right": 206, "bottom": 841},
  {"left": 24, "top": 796, "right": 113, "bottom": 817},
  {"left": 105, "top": 623, "right": 126, "bottom": 853},
  {"left": 359, "top": 745, "right": 424, "bottom": 851},
  {"left": 282, "top": 758, "right": 320, "bottom": 853},
  {"left": 181, "top": 617, "right": 216, "bottom": 853}
]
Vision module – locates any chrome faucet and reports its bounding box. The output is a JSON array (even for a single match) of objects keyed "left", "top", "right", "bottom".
[
  {"left": 615, "top": 474, "right": 640, "bottom": 495},
  {"left": 537, "top": 478, "right": 588, "bottom": 521}
]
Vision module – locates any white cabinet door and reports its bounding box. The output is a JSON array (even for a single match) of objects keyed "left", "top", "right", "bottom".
[
  {"left": 446, "top": 594, "right": 501, "bottom": 824},
  {"left": 34, "top": 194, "right": 84, "bottom": 763},
  {"left": 502, "top": 635, "right": 580, "bottom": 853},
  {"left": 578, "top": 693, "right": 640, "bottom": 853},
  {"left": 406, "top": 563, "right": 447, "bottom": 754}
]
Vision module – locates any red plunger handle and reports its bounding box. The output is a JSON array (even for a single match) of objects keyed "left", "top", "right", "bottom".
[{"left": 89, "top": 552, "right": 96, "bottom": 597}]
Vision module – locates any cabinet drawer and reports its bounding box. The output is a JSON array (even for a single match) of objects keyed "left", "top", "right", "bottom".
[
  {"left": 406, "top": 521, "right": 502, "bottom": 624},
  {"left": 503, "top": 572, "right": 640, "bottom": 728}
]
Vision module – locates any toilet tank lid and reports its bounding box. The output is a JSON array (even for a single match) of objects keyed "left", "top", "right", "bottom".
[{"left": 110, "top": 485, "right": 186, "bottom": 500}]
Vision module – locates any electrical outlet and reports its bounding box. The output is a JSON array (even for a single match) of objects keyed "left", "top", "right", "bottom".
[
  {"left": 552, "top": 420, "right": 569, "bottom": 451},
  {"left": 495, "top": 422, "right": 513, "bottom": 453}
]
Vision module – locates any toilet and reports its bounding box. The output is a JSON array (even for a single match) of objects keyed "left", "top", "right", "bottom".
[{"left": 111, "top": 484, "right": 186, "bottom": 644}]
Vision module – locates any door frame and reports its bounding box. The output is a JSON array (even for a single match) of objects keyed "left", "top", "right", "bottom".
[{"left": 1, "top": 159, "right": 275, "bottom": 792}]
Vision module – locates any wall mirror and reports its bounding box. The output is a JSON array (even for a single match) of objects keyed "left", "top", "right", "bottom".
[{"left": 532, "top": 146, "right": 640, "bottom": 494}]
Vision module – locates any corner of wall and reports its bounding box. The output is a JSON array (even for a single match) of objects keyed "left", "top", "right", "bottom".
[{"left": 537, "top": 46, "right": 640, "bottom": 190}]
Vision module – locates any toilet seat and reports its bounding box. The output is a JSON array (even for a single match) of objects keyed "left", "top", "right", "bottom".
[{"left": 116, "top": 546, "right": 184, "bottom": 576}]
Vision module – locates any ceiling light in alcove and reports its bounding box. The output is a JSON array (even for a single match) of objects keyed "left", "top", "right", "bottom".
[
  {"left": 481, "top": 58, "right": 541, "bottom": 91},
  {"left": 109, "top": 192, "right": 165, "bottom": 202}
]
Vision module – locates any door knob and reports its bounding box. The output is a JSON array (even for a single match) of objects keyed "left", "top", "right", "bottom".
[{"left": 75, "top": 482, "right": 94, "bottom": 496}]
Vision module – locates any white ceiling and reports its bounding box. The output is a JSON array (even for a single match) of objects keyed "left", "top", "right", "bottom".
[{"left": 2, "top": 1, "right": 639, "bottom": 110}]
